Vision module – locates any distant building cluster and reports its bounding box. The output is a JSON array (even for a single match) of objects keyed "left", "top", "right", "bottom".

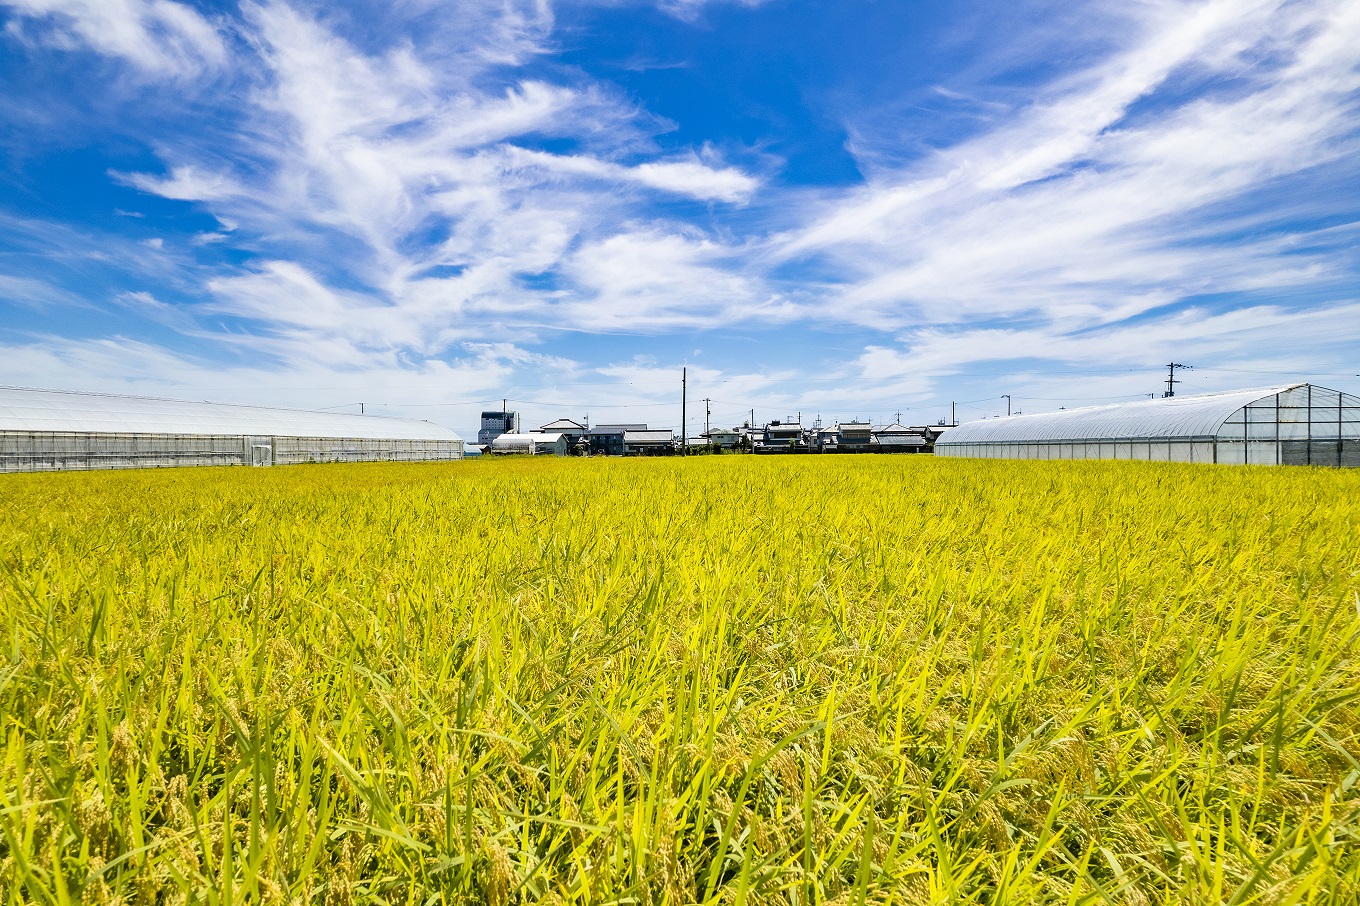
[
  {"left": 469, "top": 410, "right": 947, "bottom": 457},
  {"left": 2, "top": 383, "right": 1354, "bottom": 473}
]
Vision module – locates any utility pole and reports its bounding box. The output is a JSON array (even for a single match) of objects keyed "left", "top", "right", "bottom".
[
  {"left": 1163, "top": 363, "right": 1192, "bottom": 397},
  {"left": 681, "top": 367, "right": 687, "bottom": 455},
  {"left": 704, "top": 398, "right": 711, "bottom": 436},
  {"left": 951, "top": 401, "right": 956, "bottom": 426},
  {"left": 1003, "top": 394, "right": 1012, "bottom": 416},
  {"left": 360, "top": 403, "right": 364, "bottom": 415}
]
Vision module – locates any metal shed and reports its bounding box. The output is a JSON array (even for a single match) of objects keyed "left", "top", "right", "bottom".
[
  {"left": 873, "top": 424, "right": 929, "bottom": 453},
  {"left": 935, "top": 383, "right": 1360, "bottom": 466},
  {"left": 623, "top": 429, "right": 675, "bottom": 456},
  {"left": 0, "top": 386, "right": 464, "bottom": 472}
]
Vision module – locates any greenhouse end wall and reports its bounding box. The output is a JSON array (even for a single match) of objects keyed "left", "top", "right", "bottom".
[{"left": 0, "top": 432, "right": 464, "bottom": 472}]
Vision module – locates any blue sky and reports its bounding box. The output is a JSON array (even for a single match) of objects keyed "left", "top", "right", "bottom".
[{"left": 1, "top": 0, "right": 1357, "bottom": 437}]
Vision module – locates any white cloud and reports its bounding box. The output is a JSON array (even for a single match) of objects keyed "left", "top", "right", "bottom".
[
  {"left": 560, "top": 230, "right": 795, "bottom": 330},
  {"left": 4, "top": 0, "right": 1358, "bottom": 413},
  {"left": 782, "top": 0, "right": 1360, "bottom": 335},
  {"left": 0, "top": 273, "right": 82, "bottom": 309},
  {"left": 654, "top": 0, "right": 770, "bottom": 22},
  {"left": 117, "top": 165, "right": 243, "bottom": 201},
  {"left": 105, "top": 0, "right": 763, "bottom": 355},
  {"left": 502, "top": 147, "right": 758, "bottom": 202},
  {"left": 631, "top": 158, "right": 756, "bottom": 202},
  {"left": 834, "top": 299, "right": 1360, "bottom": 409},
  {"left": 0, "top": 333, "right": 571, "bottom": 436},
  {"left": 2, "top": 0, "right": 226, "bottom": 77}
]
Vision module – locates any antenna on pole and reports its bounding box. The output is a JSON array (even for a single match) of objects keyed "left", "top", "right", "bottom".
[{"left": 1163, "top": 363, "right": 1192, "bottom": 397}]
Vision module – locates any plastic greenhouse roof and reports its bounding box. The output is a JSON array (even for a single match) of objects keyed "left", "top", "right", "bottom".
[
  {"left": 936, "top": 384, "right": 1303, "bottom": 445},
  {"left": 0, "top": 387, "right": 463, "bottom": 441}
]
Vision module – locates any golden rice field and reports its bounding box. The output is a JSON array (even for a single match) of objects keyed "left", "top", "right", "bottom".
[{"left": 2, "top": 456, "right": 1359, "bottom": 905}]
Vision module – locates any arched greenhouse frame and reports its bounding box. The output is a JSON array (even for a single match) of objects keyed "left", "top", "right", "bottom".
[{"left": 934, "top": 384, "right": 1360, "bottom": 466}]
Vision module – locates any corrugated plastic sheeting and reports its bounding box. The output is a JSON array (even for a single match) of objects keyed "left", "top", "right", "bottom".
[
  {"left": 0, "top": 387, "right": 462, "bottom": 441},
  {"left": 936, "top": 440, "right": 1211, "bottom": 462},
  {"left": 938, "top": 384, "right": 1302, "bottom": 445},
  {"left": 624, "top": 431, "right": 676, "bottom": 443},
  {"left": 1, "top": 432, "right": 463, "bottom": 472},
  {"left": 491, "top": 434, "right": 539, "bottom": 453},
  {"left": 1, "top": 432, "right": 249, "bottom": 472},
  {"left": 270, "top": 437, "right": 462, "bottom": 465}
]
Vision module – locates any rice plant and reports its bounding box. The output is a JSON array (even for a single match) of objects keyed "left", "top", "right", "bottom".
[{"left": 1, "top": 456, "right": 1357, "bottom": 904}]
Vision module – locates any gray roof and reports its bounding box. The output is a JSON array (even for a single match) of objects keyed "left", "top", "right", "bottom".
[
  {"left": 540, "top": 418, "right": 586, "bottom": 431},
  {"left": 0, "top": 386, "right": 462, "bottom": 441},
  {"left": 936, "top": 384, "right": 1301, "bottom": 445},
  {"left": 878, "top": 433, "right": 927, "bottom": 446},
  {"left": 589, "top": 423, "right": 647, "bottom": 435},
  {"left": 624, "top": 430, "right": 674, "bottom": 443}
]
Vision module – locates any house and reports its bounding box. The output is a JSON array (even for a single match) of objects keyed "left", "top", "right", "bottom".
[
  {"left": 756, "top": 421, "right": 807, "bottom": 454},
  {"left": 812, "top": 426, "right": 840, "bottom": 453},
  {"left": 834, "top": 421, "right": 875, "bottom": 453},
  {"left": 539, "top": 418, "right": 588, "bottom": 444},
  {"left": 623, "top": 429, "right": 675, "bottom": 456},
  {"left": 588, "top": 423, "right": 647, "bottom": 456},
  {"left": 703, "top": 428, "right": 741, "bottom": 450}
]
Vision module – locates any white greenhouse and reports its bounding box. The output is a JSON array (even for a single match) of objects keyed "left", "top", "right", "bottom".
[
  {"left": 0, "top": 387, "right": 464, "bottom": 472},
  {"left": 490, "top": 432, "right": 568, "bottom": 455},
  {"left": 935, "top": 383, "right": 1360, "bottom": 467}
]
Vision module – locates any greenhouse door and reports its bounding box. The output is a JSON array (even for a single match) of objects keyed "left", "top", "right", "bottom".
[{"left": 248, "top": 436, "right": 274, "bottom": 466}]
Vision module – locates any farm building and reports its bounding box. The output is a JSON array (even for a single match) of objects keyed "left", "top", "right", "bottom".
[
  {"left": 0, "top": 386, "right": 464, "bottom": 472},
  {"left": 873, "top": 423, "right": 929, "bottom": 453},
  {"left": 477, "top": 409, "right": 519, "bottom": 446},
  {"left": 935, "top": 383, "right": 1360, "bottom": 466},
  {"left": 623, "top": 429, "right": 675, "bottom": 456},
  {"left": 490, "top": 432, "right": 568, "bottom": 455},
  {"left": 588, "top": 424, "right": 646, "bottom": 456}
]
